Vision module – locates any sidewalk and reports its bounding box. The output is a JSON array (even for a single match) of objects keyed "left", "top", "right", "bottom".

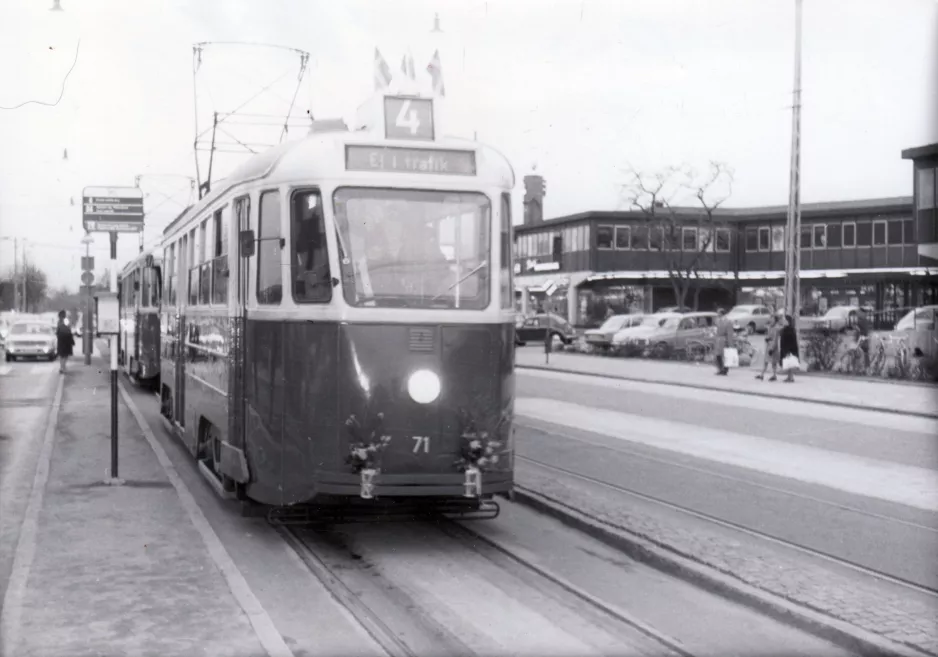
[
  {"left": 516, "top": 349, "right": 938, "bottom": 418},
  {"left": 0, "top": 356, "right": 270, "bottom": 657}
]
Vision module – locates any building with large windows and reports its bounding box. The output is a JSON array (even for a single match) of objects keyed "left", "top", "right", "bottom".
[
  {"left": 902, "top": 142, "right": 938, "bottom": 263},
  {"left": 514, "top": 192, "right": 937, "bottom": 329}
]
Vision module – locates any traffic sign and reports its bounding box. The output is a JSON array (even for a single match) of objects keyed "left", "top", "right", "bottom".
[
  {"left": 81, "top": 271, "right": 94, "bottom": 285},
  {"left": 82, "top": 186, "right": 144, "bottom": 234},
  {"left": 81, "top": 256, "right": 94, "bottom": 270},
  {"left": 81, "top": 284, "right": 95, "bottom": 296},
  {"left": 384, "top": 96, "right": 434, "bottom": 141}
]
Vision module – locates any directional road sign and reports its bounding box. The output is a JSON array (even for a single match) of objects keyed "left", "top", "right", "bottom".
[
  {"left": 82, "top": 186, "right": 144, "bottom": 234},
  {"left": 81, "top": 271, "right": 94, "bottom": 285}
]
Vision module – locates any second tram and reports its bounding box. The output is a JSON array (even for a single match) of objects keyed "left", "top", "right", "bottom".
[
  {"left": 158, "top": 93, "right": 516, "bottom": 510},
  {"left": 118, "top": 249, "right": 163, "bottom": 387}
]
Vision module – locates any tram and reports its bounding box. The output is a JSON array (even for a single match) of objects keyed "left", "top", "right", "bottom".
[
  {"left": 118, "top": 248, "right": 163, "bottom": 387},
  {"left": 158, "top": 92, "right": 517, "bottom": 511}
]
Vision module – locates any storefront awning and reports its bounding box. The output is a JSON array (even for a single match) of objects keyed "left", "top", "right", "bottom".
[
  {"left": 514, "top": 270, "right": 593, "bottom": 291},
  {"left": 586, "top": 267, "right": 938, "bottom": 283}
]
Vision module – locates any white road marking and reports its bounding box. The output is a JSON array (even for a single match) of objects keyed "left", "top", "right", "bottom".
[
  {"left": 0, "top": 374, "right": 65, "bottom": 655},
  {"left": 119, "top": 384, "right": 294, "bottom": 657},
  {"left": 516, "top": 397, "right": 938, "bottom": 512},
  {"left": 519, "top": 368, "right": 938, "bottom": 435}
]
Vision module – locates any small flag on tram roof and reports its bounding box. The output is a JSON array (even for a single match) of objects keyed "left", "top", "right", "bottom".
[
  {"left": 401, "top": 52, "right": 416, "bottom": 80},
  {"left": 427, "top": 49, "right": 445, "bottom": 97},
  {"left": 374, "top": 48, "right": 392, "bottom": 90}
]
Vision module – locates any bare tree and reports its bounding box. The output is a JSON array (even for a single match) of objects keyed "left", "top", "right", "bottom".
[{"left": 620, "top": 162, "right": 734, "bottom": 310}]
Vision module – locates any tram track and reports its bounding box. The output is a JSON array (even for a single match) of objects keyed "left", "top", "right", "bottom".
[
  {"left": 515, "top": 453, "right": 938, "bottom": 599},
  {"left": 274, "top": 516, "right": 693, "bottom": 657}
]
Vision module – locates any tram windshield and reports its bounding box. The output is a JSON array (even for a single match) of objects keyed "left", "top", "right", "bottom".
[{"left": 333, "top": 188, "right": 492, "bottom": 309}]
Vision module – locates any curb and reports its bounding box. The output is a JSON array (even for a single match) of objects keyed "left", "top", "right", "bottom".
[
  {"left": 512, "top": 487, "right": 933, "bottom": 657},
  {"left": 517, "top": 364, "right": 938, "bottom": 420}
]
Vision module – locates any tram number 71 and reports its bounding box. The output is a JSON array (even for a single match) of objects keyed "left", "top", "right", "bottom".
[{"left": 412, "top": 435, "right": 430, "bottom": 454}]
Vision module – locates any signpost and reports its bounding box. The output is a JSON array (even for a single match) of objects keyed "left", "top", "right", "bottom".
[
  {"left": 82, "top": 185, "right": 145, "bottom": 485},
  {"left": 80, "top": 236, "right": 94, "bottom": 365}
]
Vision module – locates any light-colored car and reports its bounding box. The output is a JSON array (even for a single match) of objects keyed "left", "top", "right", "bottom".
[
  {"left": 894, "top": 306, "right": 937, "bottom": 332},
  {"left": 584, "top": 314, "right": 645, "bottom": 350},
  {"left": 615, "top": 312, "right": 717, "bottom": 355},
  {"left": 4, "top": 321, "right": 58, "bottom": 362},
  {"left": 611, "top": 313, "right": 679, "bottom": 346},
  {"left": 799, "top": 306, "right": 859, "bottom": 333},
  {"left": 727, "top": 304, "right": 774, "bottom": 334}
]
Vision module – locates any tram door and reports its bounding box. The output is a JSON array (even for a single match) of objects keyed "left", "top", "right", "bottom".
[
  {"left": 230, "top": 196, "right": 250, "bottom": 451},
  {"left": 175, "top": 234, "right": 189, "bottom": 427}
]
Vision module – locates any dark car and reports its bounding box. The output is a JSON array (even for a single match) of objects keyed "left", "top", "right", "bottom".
[{"left": 515, "top": 312, "right": 577, "bottom": 347}]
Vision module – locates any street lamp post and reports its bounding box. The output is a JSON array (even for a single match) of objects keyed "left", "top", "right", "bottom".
[
  {"left": 783, "top": 0, "right": 804, "bottom": 322},
  {"left": 81, "top": 233, "right": 94, "bottom": 364}
]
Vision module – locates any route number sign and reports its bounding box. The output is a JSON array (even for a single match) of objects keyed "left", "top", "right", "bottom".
[{"left": 384, "top": 96, "right": 434, "bottom": 141}]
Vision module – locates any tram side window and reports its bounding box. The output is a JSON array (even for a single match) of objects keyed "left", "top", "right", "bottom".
[
  {"left": 500, "top": 192, "right": 513, "bottom": 309},
  {"left": 212, "top": 207, "right": 228, "bottom": 304},
  {"left": 291, "top": 190, "right": 331, "bottom": 304},
  {"left": 141, "top": 268, "right": 150, "bottom": 308},
  {"left": 188, "top": 229, "right": 199, "bottom": 305},
  {"left": 257, "top": 190, "right": 283, "bottom": 305},
  {"left": 199, "top": 218, "right": 211, "bottom": 305}
]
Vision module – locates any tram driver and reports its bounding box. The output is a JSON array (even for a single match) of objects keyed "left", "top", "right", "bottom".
[{"left": 293, "top": 193, "right": 330, "bottom": 300}]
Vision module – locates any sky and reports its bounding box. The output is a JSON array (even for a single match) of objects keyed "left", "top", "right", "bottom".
[{"left": 0, "top": 0, "right": 936, "bottom": 292}]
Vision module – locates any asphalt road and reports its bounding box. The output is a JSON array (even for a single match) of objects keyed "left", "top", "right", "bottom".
[
  {"left": 0, "top": 357, "right": 62, "bottom": 608},
  {"left": 515, "top": 367, "right": 938, "bottom": 592}
]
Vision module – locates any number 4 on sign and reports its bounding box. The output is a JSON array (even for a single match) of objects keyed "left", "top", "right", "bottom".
[{"left": 396, "top": 100, "right": 420, "bottom": 135}]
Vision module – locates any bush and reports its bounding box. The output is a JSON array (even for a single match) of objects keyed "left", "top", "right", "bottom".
[{"left": 801, "top": 332, "right": 841, "bottom": 372}]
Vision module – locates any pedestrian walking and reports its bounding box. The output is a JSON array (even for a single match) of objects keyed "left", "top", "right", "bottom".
[
  {"left": 779, "top": 314, "right": 800, "bottom": 383},
  {"left": 55, "top": 310, "right": 75, "bottom": 374},
  {"left": 713, "top": 307, "right": 735, "bottom": 376},
  {"left": 756, "top": 313, "right": 782, "bottom": 381}
]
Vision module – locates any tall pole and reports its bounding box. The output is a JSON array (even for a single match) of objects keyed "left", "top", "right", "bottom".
[
  {"left": 109, "top": 231, "right": 119, "bottom": 481},
  {"left": 12, "top": 238, "right": 18, "bottom": 312},
  {"left": 83, "top": 234, "right": 93, "bottom": 365},
  {"left": 784, "top": 0, "right": 803, "bottom": 321}
]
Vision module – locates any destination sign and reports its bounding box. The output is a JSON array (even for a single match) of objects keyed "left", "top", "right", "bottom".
[
  {"left": 82, "top": 186, "right": 144, "bottom": 234},
  {"left": 346, "top": 145, "right": 476, "bottom": 176},
  {"left": 383, "top": 96, "right": 434, "bottom": 141}
]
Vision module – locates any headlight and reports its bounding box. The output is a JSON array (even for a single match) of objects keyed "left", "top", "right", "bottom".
[{"left": 407, "top": 369, "right": 441, "bottom": 404}]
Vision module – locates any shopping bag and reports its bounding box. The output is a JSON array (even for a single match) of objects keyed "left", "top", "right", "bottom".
[
  {"left": 781, "top": 354, "right": 801, "bottom": 371},
  {"left": 723, "top": 347, "right": 739, "bottom": 368}
]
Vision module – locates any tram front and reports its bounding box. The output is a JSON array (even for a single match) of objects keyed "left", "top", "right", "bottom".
[{"left": 274, "top": 94, "right": 516, "bottom": 506}]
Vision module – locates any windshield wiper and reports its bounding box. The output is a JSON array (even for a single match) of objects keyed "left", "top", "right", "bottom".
[{"left": 431, "top": 260, "right": 488, "bottom": 302}]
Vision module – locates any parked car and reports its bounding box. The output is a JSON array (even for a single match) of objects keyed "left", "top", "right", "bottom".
[
  {"left": 515, "top": 312, "right": 577, "bottom": 347},
  {"left": 799, "top": 306, "right": 859, "bottom": 333},
  {"left": 4, "top": 320, "right": 58, "bottom": 362},
  {"left": 894, "top": 306, "right": 937, "bottom": 332},
  {"left": 611, "top": 313, "right": 680, "bottom": 347},
  {"left": 583, "top": 314, "right": 645, "bottom": 350},
  {"left": 726, "top": 304, "right": 775, "bottom": 334},
  {"left": 614, "top": 311, "right": 717, "bottom": 356}
]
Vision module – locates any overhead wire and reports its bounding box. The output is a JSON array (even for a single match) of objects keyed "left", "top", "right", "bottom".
[{"left": 0, "top": 39, "right": 81, "bottom": 110}]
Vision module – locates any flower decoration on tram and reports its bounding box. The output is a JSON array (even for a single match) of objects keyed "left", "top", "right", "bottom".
[
  {"left": 345, "top": 412, "right": 392, "bottom": 474},
  {"left": 454, "top": 408, "right": 506, "bottom": 473}
]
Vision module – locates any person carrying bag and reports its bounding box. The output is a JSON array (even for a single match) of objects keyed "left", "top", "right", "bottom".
[
  {"left": 779, "top": 314, "right": 800, "bottom": 383},
  {"left": 713, "top": 308, "right": 736, "bottom": 375}
]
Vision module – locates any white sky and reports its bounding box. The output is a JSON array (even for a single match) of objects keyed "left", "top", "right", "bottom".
[{"left": 0, "top": 0, "right": 936, "bottom": 291}]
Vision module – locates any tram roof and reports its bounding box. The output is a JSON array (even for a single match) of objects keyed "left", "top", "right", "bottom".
[
  {"left": 161, "top": 131, "right": 516, "bottom": 241},
  {"left": 118, "top": 247, "right": 163, "bottom": 278}
]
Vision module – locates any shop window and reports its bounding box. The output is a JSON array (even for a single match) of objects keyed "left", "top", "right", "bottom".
[
  {"left": 903, "top": 218, "right": 915, "bottom": 243},
  {"left": 597, "top": 225, "right": 614, "bottom": 249},
  {"left": 843, "top": 222, "right": 856, "bottom": 248},
  {"left": 813, "top": 224, "right": 826, "bottom": 248},
  {"left": 682, "top": 227, "right": 697, "bottom": 251},
  {"left": 631, "top": 225, "right": 649, "bottom": 250},
  {"left": 745, "top": 227, "right": 758, "bottom": 252},
  {"left": 856, "top": 222, "right": 871, "bottom": 247},
  {"left": 872, "top": 220, "right": 887, "bottom": 246},
  {"left": 614, "top": 225, "right": 630, "bottom": 249},
  {"left": 827, "top": 223, "right": 842, "bottom": 248},
  {"left": 887, "top": 220, "right": 903, "bottom": 245},
  {"left": 758, "top": 226, "right": 770, "bottom": 251},
  {"left": 715, "top": 228, "right": 731, "bottom": 252}
]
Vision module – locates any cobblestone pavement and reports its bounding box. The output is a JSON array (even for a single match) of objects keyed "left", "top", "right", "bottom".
[{"left": 517, "top": 463, "right": 938, "bottom": 657}]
